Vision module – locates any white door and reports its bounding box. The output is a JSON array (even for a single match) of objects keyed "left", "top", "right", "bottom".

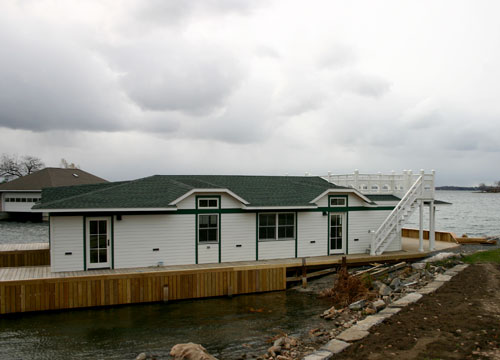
[
  {"left": 87, "top": 217, "right": 111, "bottom": 269},
  {"left": 329, "top": 213, "right": 346, "bottom": 254},
  {"left": 197, "top": 214, "right": 219, "bottom": 264}
]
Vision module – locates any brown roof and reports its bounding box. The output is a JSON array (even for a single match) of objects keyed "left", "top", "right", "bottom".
[{"left": 0, "top": 168, "right": 107, "bottom": 191}]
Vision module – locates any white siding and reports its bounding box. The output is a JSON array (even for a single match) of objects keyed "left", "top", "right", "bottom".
[
  {"left": 314, "top": 193, "right": 365, "bottom": 207},
  {"left": 297, "top": 212, "right": 328, "bottom": 257},
  {"left": 197, "top": 243, "right": 219, "bottom": 264},
  {"left": 258, "top": 240, "right": 295, "bottom": 260},
  {"left": 50, "top": 216, "right": 84, "bottom": 272},
  {"left": 221, "top": 213, "right": 256, "bottom": 262},
  {"left": 114, "top": 214, "right": 195, "bottom": 268},
  {"left": 348, "top": 210, "right": 400, "bottom": 254},
  {"left": 3, "top": 192, "right": 41, "bottom": 212},
  {"left": 176, "top": 193, "right": 243, "bottom": 209}
]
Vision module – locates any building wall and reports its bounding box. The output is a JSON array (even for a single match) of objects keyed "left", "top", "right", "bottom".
[
  {"left": 114, "top": 214, "right": 195, "bottom": 268},
  {"left": 49, "top": 207, "right": 396, "bottom": 271},
  {"left": 2, "top": 192, "right": 41, "bottom": 212},
  {"left": 221, "top": 213, "right": 256, "bottom": 262},
  {"left": 50, "top": 216, "right": 84, "bottom": 272},
  {"left": 297, "top": 211, "right": 328, "bottom": 257},
  {"left": 348, "top": 210, "right": 400, "bottom": 253},
  {"left": 258, "top": 240, "right": 295, "bottom": 260}
]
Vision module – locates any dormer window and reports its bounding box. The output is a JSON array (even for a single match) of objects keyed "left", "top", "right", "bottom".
[
  {"left": 330, "top": 197, "right": 346, "bottom": 207},
  {"left": 198, "top": 198, "right": 219, "bottom": 209}
]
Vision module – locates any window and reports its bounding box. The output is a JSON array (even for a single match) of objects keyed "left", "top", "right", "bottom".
[
  {"left": 198, "top": 198, "right": 219, "bottom": 209},
  {"left": 198, "top": 214, "right": 218, "bottom": 243},
  {"left": 330, "top": 197, "right": 346, "bottom": 207},
  {"left": 258, "top": 213, "right": 295, "bottom": 241}
]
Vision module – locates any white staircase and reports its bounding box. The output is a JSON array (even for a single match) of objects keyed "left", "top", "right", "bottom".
[{"left": 370, "top": 175, "right": 424, "bottom": 255}]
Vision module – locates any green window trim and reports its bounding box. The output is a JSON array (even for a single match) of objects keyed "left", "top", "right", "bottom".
[{"left": 257, "top": 212, "right": 296, "bottom": 242}]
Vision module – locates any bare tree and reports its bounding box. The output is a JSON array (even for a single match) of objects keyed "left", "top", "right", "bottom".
[
  {"left": 0, "top": 154, "right": 45, "bottom": 182},
  {"left": 60, "top": 158, "right": 80, "bottom": 169}
]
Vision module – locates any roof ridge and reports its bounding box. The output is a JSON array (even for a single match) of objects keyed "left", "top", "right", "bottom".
[{"left": 36, "top": 176, "right": 151, "bottom": 208}]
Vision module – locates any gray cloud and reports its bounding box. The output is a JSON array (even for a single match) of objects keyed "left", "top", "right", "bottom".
[
  {"left": 318, "top": 44, "right": 357, "bottom": 69},
  {"left": 339, "top": 73, "right": 392, "bottom": 98},
  {"left": 107, "top": 40, "right": 245, "bottom": 116},
  {"left": 134, "top": 0, "right": 264, "bottom": 26},
  {"left": 0, "top": 18, "right": 133, "bottom": 132}
]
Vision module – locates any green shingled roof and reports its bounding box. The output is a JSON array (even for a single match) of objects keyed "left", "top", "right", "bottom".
[{"left": 34, "top": 175, "right": 350, "bottom": 210}]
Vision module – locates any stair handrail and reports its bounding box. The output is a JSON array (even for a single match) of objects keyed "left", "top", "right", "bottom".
[{"left": 371, "top": 175, "right": 423, "bottom": 255}]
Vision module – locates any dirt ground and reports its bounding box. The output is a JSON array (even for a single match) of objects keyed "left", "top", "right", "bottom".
[{"left": 334, "top": 263, "right": 500, "bottom": 360}]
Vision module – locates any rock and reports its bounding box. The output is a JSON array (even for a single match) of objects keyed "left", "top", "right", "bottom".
[
  {"left": 136, "top": 353, "right": 147, "bottom": 360},
  {"left": 321, "top": 339, "right": 351, "bottom": 354},
  {"left": 364, "top": 307, "right": 376, "bottom": 315},
  {"left": 288, "top": 338, "right": 298, "bottom": 347},
  {"left": 372, "top": 280, "right": 384, "bottom": 290},
  {"left": 389, "top": 277, "right": 401, "bottom": 289},
  {"left": 378, "top": 284, "right": 392, "bottom": 296},
  {"left": 170, "top": 343, "right": 218, "bottom": 360},
  {"left": 403, "top": 273, "right": 420, "bottom": 284},
  {"left": 390, "top": 292, "right": 423, "bottom": 307},
  {"left": 372, "top": 299, "right": 386, "bottom": 311},
  {"left": 336, "top": 327, "right": 370, "bottom": 342},
  {"left": 273, "top": 337, "right": 285, "bottom": 347},
  {"left": 267, "top": 345, "right": 281, "bottom": 357},
  {"left": 276, "top": 356, "right": 289, "bottom": 360},
  {"left": 411, "top": 262, "right": 426, "bottom": 270},
  {"left": 303, "top": 350, "right": 334, "bottom": 360},
  {"left": 348, "top": 299, "right": 366, "bottom": 311}
]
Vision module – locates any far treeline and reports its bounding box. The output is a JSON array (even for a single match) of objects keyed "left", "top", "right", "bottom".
[{"left": 436, "top": 182, "right": 500, "bottom": 193}]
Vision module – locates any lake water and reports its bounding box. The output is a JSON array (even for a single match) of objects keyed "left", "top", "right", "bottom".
[
  {"left": 0, "top": 190, "right": 498, "bottom": 359},
  {"left": 406, "top": 190, "right": 500, "bottom": 237},
  {"left": 0, "top": 290, "right": 331, "bottom": 359}
]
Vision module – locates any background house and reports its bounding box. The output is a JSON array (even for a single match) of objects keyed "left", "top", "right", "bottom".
[{"left": 0, "top": 168, "right": 107, "bottom": 220}]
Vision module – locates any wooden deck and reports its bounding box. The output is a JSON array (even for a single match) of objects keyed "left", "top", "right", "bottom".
[
  {"left": 0, "top": 242, "right": 49, "bottom": 268},
  {"left": 0, "top": 244, "right": 433, "bottom": 315},
  {"left": 0, "top": 236, "right": 460, "bottom": 315}
]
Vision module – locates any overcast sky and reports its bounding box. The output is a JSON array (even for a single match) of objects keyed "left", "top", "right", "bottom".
[{"left": 1, "top": 0, "right": 499, "bottom": 186}]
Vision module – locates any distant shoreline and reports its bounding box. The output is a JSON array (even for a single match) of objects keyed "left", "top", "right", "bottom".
[{"left": 436, "top": 186, "right": 479, "bottom": 191}]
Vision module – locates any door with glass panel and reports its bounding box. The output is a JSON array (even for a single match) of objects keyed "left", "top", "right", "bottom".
[
  {"left": 329, "top": 213, "right": 346, "bottom": 254},
  {"left": 86, "top": 217, "right": 111, "bottom": 269}
]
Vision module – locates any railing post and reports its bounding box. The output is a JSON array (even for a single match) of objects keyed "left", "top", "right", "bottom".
[
  {"left": 327, "top": 171, "right": 332, "bottom": 183},
  {"left": 370, "top": 230, "right": 376, "bottom": 255},
  {"left": 418, "top": 200, "right": 424, "bottom": 252},
  {"left": 354, "top": 169, "right": 359, "bottom": 190},
  {"left": 431, "top": 169, "right": 436, "bottom": 199},
  {"left": 420, "top": 169, "right": 425, "bottom": 197},
  {"left": 407, "top": 170, "right": 413, "bottom": 193},
  {"left": 429, "top": 201, "right": 435, "bottom": 251}
]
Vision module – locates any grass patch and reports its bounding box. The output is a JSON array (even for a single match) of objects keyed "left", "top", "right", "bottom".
[{"left": 463, "top": 248, "right": 500, "bottom": 264}]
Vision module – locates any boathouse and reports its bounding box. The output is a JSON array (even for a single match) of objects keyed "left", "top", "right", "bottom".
[{"left": 32, "top": 171, "right": 437, "bottom": 273}]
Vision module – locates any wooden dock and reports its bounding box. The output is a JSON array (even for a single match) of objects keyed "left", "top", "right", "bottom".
[
  {"left": 0, "top": 243, "right": 49, "bottom": 268},
  {"left": 0, "top": 246, "right": 433, "bottom": 315}
]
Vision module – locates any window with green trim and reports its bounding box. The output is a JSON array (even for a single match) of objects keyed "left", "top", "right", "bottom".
[
  {"left": 198, "top": 214, "right": 218, "bottom": 243},
  {"left": 329, "top": 197, "right": 346, "bottom": 207},
  {"left": 258, "top": 213, "right": 295, "bottom": 241},
  {"left": 198, "top": 198, "right": 219, "bottom": 209}
]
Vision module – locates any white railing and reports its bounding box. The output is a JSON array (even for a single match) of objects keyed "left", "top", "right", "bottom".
[
  {"left": 323, "top": 169, "right": 435, "bottom": 200},
  {"left": 370, "top": 175, "right": 423, "bottom": 255}
]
